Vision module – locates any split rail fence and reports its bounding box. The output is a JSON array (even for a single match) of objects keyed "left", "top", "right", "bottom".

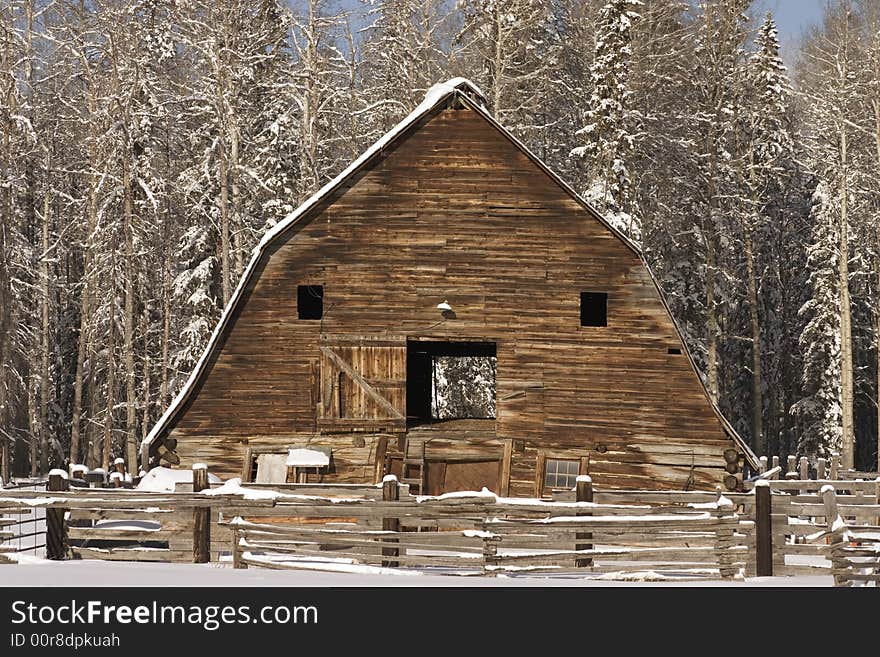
[{"left": 0, "top": 459, "right": 877, "bottom": 584}]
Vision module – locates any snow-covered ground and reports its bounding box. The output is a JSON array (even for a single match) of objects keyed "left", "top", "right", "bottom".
[{"left": 0, "top": 555, "right": 832, "bottom": 587}]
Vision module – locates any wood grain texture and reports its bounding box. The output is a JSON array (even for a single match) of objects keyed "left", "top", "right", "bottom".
[{"left": 159, "top": 106, "right": 744, "bottom": 491}]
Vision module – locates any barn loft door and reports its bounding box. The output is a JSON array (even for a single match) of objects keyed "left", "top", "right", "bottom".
[{"left": 317, "top": 335, "right": 407, "bottom": 432}]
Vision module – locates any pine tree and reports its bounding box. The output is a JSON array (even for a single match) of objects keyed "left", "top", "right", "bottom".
[
  {"left": 571, "top": 0, "right": 642, "bottom": 241},
  {"left": 792, "top": 183, "right": 843, "bottom": 460},
  {"left": 738, "top": 12, "right": 795, "bottom": 456}
]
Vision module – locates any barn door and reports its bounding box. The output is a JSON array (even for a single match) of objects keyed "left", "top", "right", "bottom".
[{"left": 317, "top": 335, "right": 407, "bottom": 432}]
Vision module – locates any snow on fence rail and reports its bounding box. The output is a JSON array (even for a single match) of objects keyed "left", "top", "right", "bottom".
[
  {"left": 1, "top": 465, "right": 877, "bottom": 583},
  {"left": 226, "top": 478, "right": 752, "bottom": 580}
]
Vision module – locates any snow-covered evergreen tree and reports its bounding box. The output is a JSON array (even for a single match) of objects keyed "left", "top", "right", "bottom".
[
  {"left": 792, "top": 183, "right": 843, "bottom": 460},
  {"left": 571, "top": 0, "right": 642, "bottom": 241},
  {"left": 735, "top": 12, "right": 795, "bottom": 456},
  {"left": 170, "top": 226, "right": 219, "bottom": 393}
]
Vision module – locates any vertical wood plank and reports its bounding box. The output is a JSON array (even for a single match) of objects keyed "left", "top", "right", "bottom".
[
  {"left": 46, "top": 471, "right": 69, "bottom": 560},
  {"left": 381, "top": 475, "right": 400, "bottom": 567},
  {"left": 575, "top": 475, "right": 593, "bottom": 568},
  {"left": 193, "top": 464, "right": 210, "bottom": 563},
  {"left": 500, "top": 439, "right": 513, "bottom": 497},
  {"left": 754, "top": 480, "right": 773, "bottom": 577}
]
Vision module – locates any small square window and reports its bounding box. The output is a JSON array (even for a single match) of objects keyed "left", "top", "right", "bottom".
[
  {"left": 544, "top": 458, "right": 580, "bottom": 491},
  {"left": 580, "top": 292, "right": 607, "bottom": 327},
  {"left": 297, "top": 285, "right": 323, "bottom": 320}
]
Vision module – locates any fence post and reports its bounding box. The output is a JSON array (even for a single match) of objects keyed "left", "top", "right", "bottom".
[
  {"left": 758, "top": 456, "right": 767, "bottom": 474},
  {"left": 46, "top": 470, "right": 69, "bottom": 560},
  {"left": 816, "top": 458, "right": 826, "bottom": 481},
  {"left": 830, "top": 454, "right": 839, "bottom": 480},
  {"left": 876, "top": 477, "right": 880, "bottom": 527},
  {"left": 232, "top": 521, "right": 247, "bottom": 570},
  {"left": 481, "top": 528, "right": 498, "bottom": 578},
  {"left": 771, "top": 456, "right": 780, "bottom": 479},
  {"left": 575, "top": 475, "right": 593, "bottom": 568},
  {"left": 381, "top": 475, "right": 400, "bottom": 568},
  {"left": 820, "top": 485, "right": 849, "bottom": 587},
  {"left": 192, "top": 464, "right": 210, "bottom": 564},
  {"left": 754, "top": 480, "right": 773, "bottom": 577},
  {"left": 713, "top": 487, "right": 737, "bottom": 579},
  {"left": 785, "top": 455, "right": 798, "bottom": 481}
]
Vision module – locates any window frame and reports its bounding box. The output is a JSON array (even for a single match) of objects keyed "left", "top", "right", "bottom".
[{"left": 535, "top": 452, "right": 590, "bottom": 498}]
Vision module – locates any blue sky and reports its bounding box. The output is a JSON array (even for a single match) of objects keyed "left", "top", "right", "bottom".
[{"left": 294, "top": 0, "right": 827, "bottom": 65}]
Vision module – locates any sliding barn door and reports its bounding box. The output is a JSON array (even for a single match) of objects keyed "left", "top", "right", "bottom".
[{"left": 317, "top": 335, "right": 407, "bottom": 432}]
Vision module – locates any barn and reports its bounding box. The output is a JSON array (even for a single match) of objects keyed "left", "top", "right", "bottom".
[{"left": 143, "top": 78, "right": 758, "bottom": 496}]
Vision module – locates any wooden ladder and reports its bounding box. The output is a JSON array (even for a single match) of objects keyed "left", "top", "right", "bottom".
[{"left": 400, "top": 437, "right": 426, "bottom": 495}]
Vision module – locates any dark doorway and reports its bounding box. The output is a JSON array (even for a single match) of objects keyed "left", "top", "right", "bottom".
[{"left": 406, "top": 340, "right": 497, "bottom": 426}]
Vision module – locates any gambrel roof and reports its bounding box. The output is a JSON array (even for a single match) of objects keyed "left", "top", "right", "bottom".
[{"left": 144, "top": 78, "right": 758, "bottom": 468}]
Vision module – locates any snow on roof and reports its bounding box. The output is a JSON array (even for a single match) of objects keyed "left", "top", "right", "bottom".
[
  {"left": 136, "top": 466, "right": 222, "bottom": 493},
  {"left": 286, "top": 448, "right": 330, "bottom": 468},
  {"left": 142, "top": 76, "right": 756, "bottom": 469}
]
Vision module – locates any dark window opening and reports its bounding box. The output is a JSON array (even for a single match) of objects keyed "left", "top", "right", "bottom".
[
  {"left": 406, "top": 341, "right": 496, "bottom": 426},
  {"left": 667, "top": 347, "right": 682, "bottom": 355},
  {"left": 297, "top": 285, "right": 323, "bottom": 320},
  {"left": 580, "top": 292, "right": 608, "bottom": 327}
]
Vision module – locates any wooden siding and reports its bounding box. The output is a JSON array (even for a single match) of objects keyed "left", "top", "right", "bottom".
[{"left": 165, "top": 106, "right": 743, "bottom": 492}]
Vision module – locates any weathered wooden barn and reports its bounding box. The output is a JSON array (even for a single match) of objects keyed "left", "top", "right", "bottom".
[{"left": 144, "top": 78, "right": 758, "bottom": 495}]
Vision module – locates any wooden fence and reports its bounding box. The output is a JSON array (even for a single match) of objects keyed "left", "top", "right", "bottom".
[
  {"left": 0, "top": 502, "right": 30, "bottom": 563},
  {"left": 810, "top": 486, "right": 880, "bottom": 587},
  {"left": 1, "top": 464, "right": 877, "bottom": 584},
  {"left": 0, "top": 470, "right": 276, "bottom": 563},
  {"left": 226, "top": 477, "right": 751, "bottom": 579}
]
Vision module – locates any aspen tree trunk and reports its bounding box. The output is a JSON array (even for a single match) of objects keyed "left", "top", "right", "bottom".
[
  {"left": 492, "top": 5, "right": 504, "bottom": 119},
  {"left": 160, "top": 240, "right": 171, "bottom": 405},
  {"left": 159, "top": 131, "right": 171, "bottom": 406},
  {"left": 874, "top": 101, "right": 880, "bottom": 472},
  {"left": 744, "top": 133, "right": 764, "bottom": 457},
  {"left": 141, "top": 308, "right": 151, "bottom": 445},
  {"left": 299, "top": 0, "right": 320, "bottom": 199},
  {"left": 838, "top": 122, "right": 855, "bottom": 470},
  {"left": 70, "top": 90, "right": 99, "bottom": 466},
  {"left": 871, "top": 93, "right": 880, "bottom": 472},
  {"left": 231, "top": 123, "right": 243, "bottom": 278},
  {"left": 0, "top": 8, "right": 12, "bottom": 482},
  {"left": 744, "top": 231, "right": 764, "bottom": 455},
  {"left": 219, "top": 146, "right": 231, "bottom": 303},
  {"left": 40, "top": 151, "right": 50, "bottom": 472},
  {"left": 85, "top": 343, "right": 99, "bottom": 468},
  {"left": 704, "top": 122, "right": 720, "bottom": 404},
  {"left": 28, "top": 379, "right": 37, "bottom": 477},
  {"left": 103, "top": 289, "right": 116, "bottom": 474},
  {"left": 123, "top": 154, "right": 138, "bottom": 473}
]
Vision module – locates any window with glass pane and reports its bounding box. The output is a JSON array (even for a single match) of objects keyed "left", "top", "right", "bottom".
[{"left": 544, "top": 458, "right": 580, "bottom": 490}]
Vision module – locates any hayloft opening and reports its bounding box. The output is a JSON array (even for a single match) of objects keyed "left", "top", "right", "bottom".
[
  {"left": 580, "top": 291, "right": 608, "bottom": 327},
  {"left": 297, "top": 285, "right": 323, "bottom": 320},
  {"left": 406, "top": 341, "right": 497, "bottom": 426}
]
